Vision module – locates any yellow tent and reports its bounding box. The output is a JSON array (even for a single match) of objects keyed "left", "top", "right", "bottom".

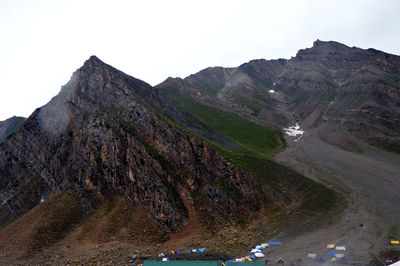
[
  {"left": 330, "top": 257, "right": 337, "bottom": 262},
  {"left": 390, "top": 240, "right": 400, "bottom": 244}
]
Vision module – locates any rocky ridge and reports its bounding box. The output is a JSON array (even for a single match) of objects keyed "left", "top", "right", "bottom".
[
  {"left": 157, "top": 40, "right": 400, "bottom": 152},
  {"left": 0, "top": 56, "right": 266, "bottom": 233}
]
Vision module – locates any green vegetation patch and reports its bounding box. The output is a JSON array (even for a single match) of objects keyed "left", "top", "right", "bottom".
[
  {"left": 229, "top": 93, "right": 265, "bottom": 116},
  {"left": 160, "top": 87, "right": 284, "bottom": 159},
  {"left": 191, "top": 82, "right": 224, "bottom": 96},
  {"left": 369, "top": 137, "right": 400, "bottom": 154},
  {"left": 212, "top": 176, "right": 243, "bottom": 203}
]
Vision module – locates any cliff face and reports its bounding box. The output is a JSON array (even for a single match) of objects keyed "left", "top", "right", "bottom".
[{"left": 0, "top": 56, "right": 264, "bottom": 233}]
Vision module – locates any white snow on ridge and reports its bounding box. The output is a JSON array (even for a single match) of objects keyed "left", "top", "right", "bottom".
[
  {"left": 269, "top": 89, "right": 275, "bottom": 93},
  {"left": 284, "top": 123, "right": 304, "bottom": 141}
]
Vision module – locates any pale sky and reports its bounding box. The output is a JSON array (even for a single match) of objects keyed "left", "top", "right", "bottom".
[{"left": 1, "top": 0, "right": 399, "bottom": 120}]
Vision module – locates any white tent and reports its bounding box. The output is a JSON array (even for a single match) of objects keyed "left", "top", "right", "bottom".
[{"left": 307, "top": 253, "right": 317, "bottom": 259}]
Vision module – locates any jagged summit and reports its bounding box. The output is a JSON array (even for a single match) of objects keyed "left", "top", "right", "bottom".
[
  {"left": 83, "top": 55, "right": 104, "bottom": 66},
  {"left": 312, "top": 39, "right": 349, "bottom": 48},
  {"left": 78, "top": 55, "right": 115, "bottom": 76}
]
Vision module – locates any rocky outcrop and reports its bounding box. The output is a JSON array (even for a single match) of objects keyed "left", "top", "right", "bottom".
[{"left": 0, "top": 56, "right": 266, "bottom": 233}]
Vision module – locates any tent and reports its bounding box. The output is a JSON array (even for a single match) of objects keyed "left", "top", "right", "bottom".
[
  {"left": 335, "top": 253, "right": 344, "bottom": 258},
  {"left": 248, "top": 255, "right": 256, "bottom": 259},
  {"left": 326, "top": 244, "right": 335, "bottom": 249},
  {"left": 144, "top": 261, "right": 222, "bottom": 266},
  {"left": 328, "top": 250, "right": 336, "bottom": 257},
  {"left": 390, "top": 240, "right": 400, "bottom": 245},
  {"left": 268, "top": 241, "right": 281, "bottom": 246},
  {"left": 307, "top": 254, "right": 317, "bottom": 259},
  {"left": 198, "top": 249, "right": 205, "bottom": 253},
  {"left": 335, "top": 246, "right": 346, "bottom": 251},
  {"left": 255, "top": 253, "right": 265, "bottom": 258},
  {"left": 330, "top": 257, "right": 337, "bottom": 262},
  {"left": 251, "top": 249, "right": 261, "bottom": 253}
]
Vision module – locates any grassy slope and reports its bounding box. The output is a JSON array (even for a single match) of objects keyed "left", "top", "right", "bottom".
[
  {"left": 160, "top": 87, "right": 285, "bottom": 160},
  {"left": 160, "top": 85, "right": 345, "bottom": 234}
]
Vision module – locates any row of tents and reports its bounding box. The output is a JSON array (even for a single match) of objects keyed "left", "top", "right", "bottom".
[
  {"left": 144, "top": 261, "right": 266, "bottom": 266},
  {"left": 306, "top": 243, "right": 347, "bottom": 263},
  {"left": 228, "top": 241, "right": 282, "bottom": 263}
]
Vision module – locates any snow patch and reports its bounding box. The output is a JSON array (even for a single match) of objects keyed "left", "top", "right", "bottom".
[
  {"left": 284, "top": 123, "right": 304, "bottom": 141},
  {"left": 269, "top": 89, "right": 275, "bottom": 93}
]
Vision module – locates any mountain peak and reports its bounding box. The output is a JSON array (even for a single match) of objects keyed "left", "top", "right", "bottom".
[
  {"left": 82, "top": 55, "right": 105, "bottom": 68},
  {"left": 312, "top": 39, "right": 349, "bottom": 49}
]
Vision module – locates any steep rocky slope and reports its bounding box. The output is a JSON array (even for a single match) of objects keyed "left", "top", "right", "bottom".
[
  {"left": 0, "top": 55, "right": 343, "bottom": 264},
  {"left": 0, "top": 116, "right": 25, "bottom": 143},
  {"left": 0, "top": 56, "right": 269, "bottom": 234},
  {"left": 157, "top": 40, "right": 400, "bottom": 153}
]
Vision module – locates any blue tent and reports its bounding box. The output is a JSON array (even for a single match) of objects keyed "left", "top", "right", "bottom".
[
  {"left": 268, "top": 241, "right": 281, "bottom": 245},
  {"left": 328, "top": 250, "right": 336, "bottom": 257}
]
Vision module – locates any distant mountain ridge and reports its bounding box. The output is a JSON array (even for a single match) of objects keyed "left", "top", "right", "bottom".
[
  {"left": 157, "top": 40, "right": 400, "bottom": 153},
  {"left": 0, "top": 116, "right": 25, "bottom": 143}
]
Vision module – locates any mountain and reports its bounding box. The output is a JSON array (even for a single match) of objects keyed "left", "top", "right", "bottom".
[
  {"left": 3, "top": 40, "right": 398, "bottom": 264},
  {"left": 156, "top": 40, "right": 400, "bottom": 264},
  {"left": 157, "top": 40, "right": 400, "bottom": 153},
  {"left": 0, "top": 56, "right": 338, "bottom": 264},
  {"left": 0, "top": 116, "right": 25, "bottom": 143}
]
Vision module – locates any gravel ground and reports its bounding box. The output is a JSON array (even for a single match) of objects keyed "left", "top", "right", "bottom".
[{"left": 271, "top": 127, "right": 400, "bottom": 265}]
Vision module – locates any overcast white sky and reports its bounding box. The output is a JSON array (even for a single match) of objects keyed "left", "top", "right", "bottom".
[{"left": 0, "top": 0, "right": 399, "bottom": 120}]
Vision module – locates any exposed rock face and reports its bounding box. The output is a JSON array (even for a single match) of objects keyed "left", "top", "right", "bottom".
[
  {"left": 157, "top": 40, "right": 400, "bottom": 151},
  {"left": 0, "top": 56, "right": 263, "bottom": 232},
  {"left": 0, "top": 116, "right": 25, "bottom": 143}
]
